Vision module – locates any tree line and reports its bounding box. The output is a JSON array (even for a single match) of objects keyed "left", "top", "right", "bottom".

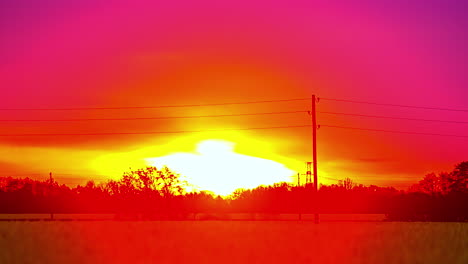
[{"left": 0, "top": 162, "right": 467, "bottom": 221}]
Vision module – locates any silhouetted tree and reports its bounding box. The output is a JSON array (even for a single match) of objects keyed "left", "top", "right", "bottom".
[
  {"left": 102, "top": 179, "right": 120, "bottom": 196},
  {"left": 409, "top": 173, "right": 442, "bottom": 194},
  {"left": 447, "top": 161, "right": 468, "bottom": 193},
  {"left": 120, "top": 166, "right": 187, "bottom": 196},
  {"left": 338, "top": 177, "right": 356, "bottom": 191}
]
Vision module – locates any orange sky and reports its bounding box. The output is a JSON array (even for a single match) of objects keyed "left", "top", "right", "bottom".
[{"left": 1, "top": 0, "right": 467, "bottom": 190}]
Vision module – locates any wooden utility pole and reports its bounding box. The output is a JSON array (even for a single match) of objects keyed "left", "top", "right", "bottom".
[
  {"left": 297, "top": 172, "right": 302, "bottom": 221},
  {"left": 49, "top": 172, "right": 54, "bottom": 220},
  {"left": 297, "top": 172, "right": 302, "bottom": 220},
  {"left": 311, "top": 95, "right": 319, "bottom": 224}
]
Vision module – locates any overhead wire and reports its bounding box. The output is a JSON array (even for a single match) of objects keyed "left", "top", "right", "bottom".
[
  {"left": 320, "top": 124, "right": 468, "bottom": 138},
  {"left": 0, "top": 110, "right": 307, "bottom": 122},
  {"left": 320, "top": 97, "right": 468, "bottom": 112},
  {"left": 0, "top": 98, "right": 310, "bottom": 111},
  {"left": 320, "top": 176, "right": 340, "bottom": 181},
  {"left": 0, "top": 95, "right": 466, "bottom": 138},
  {"left": 0, "top": 124, "right": 311, "bottom": 136},
  {"left": 1, "top": 124, "right": 466, "bottom": 138},
  {"left": 318, "top": 111, "right": 468, "bottom": 124}
]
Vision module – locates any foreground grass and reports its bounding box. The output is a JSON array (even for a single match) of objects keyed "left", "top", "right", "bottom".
[{"left": 0, "top": 221, "right": 467, "bottom": 264}]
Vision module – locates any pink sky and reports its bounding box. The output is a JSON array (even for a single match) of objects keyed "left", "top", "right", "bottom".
[{"left": 0, "top": 0, "right": 467, "bottom": 188}]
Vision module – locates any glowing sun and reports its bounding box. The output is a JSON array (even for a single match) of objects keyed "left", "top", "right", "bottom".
[{"left": 145, "top": 140, "right": 294, "bottom": 196}]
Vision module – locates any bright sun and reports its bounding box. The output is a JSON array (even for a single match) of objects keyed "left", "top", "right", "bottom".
[{"left": 145, "top": 140, "right": 294, "bottom": 196}]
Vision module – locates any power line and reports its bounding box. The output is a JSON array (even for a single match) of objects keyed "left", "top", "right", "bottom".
[
  {"left": 0, "top": 110, "right": 307, "bottom": 122},
  {"left": 320, "top": 97, "right": 468, "bottom": 112},
  {"left": 0, "top": 98, "right": 310, "bottom": 111},
  {"left": 0, "top": 124, "right": 311, "bottom": 137},
  {"left": 2, "top": 96, "right": 466, "bottom": 113},
  {"left": 0, "top": 173, "right": 45, "bottom": 176},
  {"left": 1, "top": 123, "right": 467, "bottom": 138},
  {"left": 321, "top": 176, "right": 340, "bottom": 181},
  {"left": 318, "top": 111, "right": 468, "bottom": 124},
  {"left": 56, "top": 174, "right": 111, "bottom": 178},
  {"left": 320, "top": 124, "right": 468, "bottom": 138}
]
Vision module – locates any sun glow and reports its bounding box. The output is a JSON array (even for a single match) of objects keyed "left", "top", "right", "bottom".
[{"left": 145, "top": 140, "right": 294, "bottom": 196}]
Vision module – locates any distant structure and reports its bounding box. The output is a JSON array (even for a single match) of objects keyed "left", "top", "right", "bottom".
[
  {"left": 306, "top": 162, "right": 312, "bottom": 185},
  {"left": 296, "top": 162, "right": 313, "bottom": 186}
]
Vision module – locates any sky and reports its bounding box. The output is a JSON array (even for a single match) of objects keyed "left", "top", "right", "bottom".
[{"left": 0, "top": 0, "right": 467, "bottom": 190}]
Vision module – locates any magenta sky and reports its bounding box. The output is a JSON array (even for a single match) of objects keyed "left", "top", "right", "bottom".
[{"left": 1, "top": 0, "right": 467, "bottom": 188}]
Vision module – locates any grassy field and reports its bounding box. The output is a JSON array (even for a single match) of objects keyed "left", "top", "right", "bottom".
[{"left": 0, "top": 221, "right": 467, "bottom": 264}]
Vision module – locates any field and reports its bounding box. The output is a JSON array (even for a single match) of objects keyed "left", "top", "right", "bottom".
[{"left": 0, "top": 221, "right": 467, "bottom": 264}]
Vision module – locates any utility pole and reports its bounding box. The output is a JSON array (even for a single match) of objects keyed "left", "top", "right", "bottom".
[
  {"left": 311, "top": 95, "right": 319, "bottom": 224},
  {"left": 297, "top": 172, "right": 303, "bottom": 220},
  {"left": 49, "top": 172, "right": 54, "bottom": 220},
  {"left": 298, "top": 172, "right": 301, "bottom": 220}
]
